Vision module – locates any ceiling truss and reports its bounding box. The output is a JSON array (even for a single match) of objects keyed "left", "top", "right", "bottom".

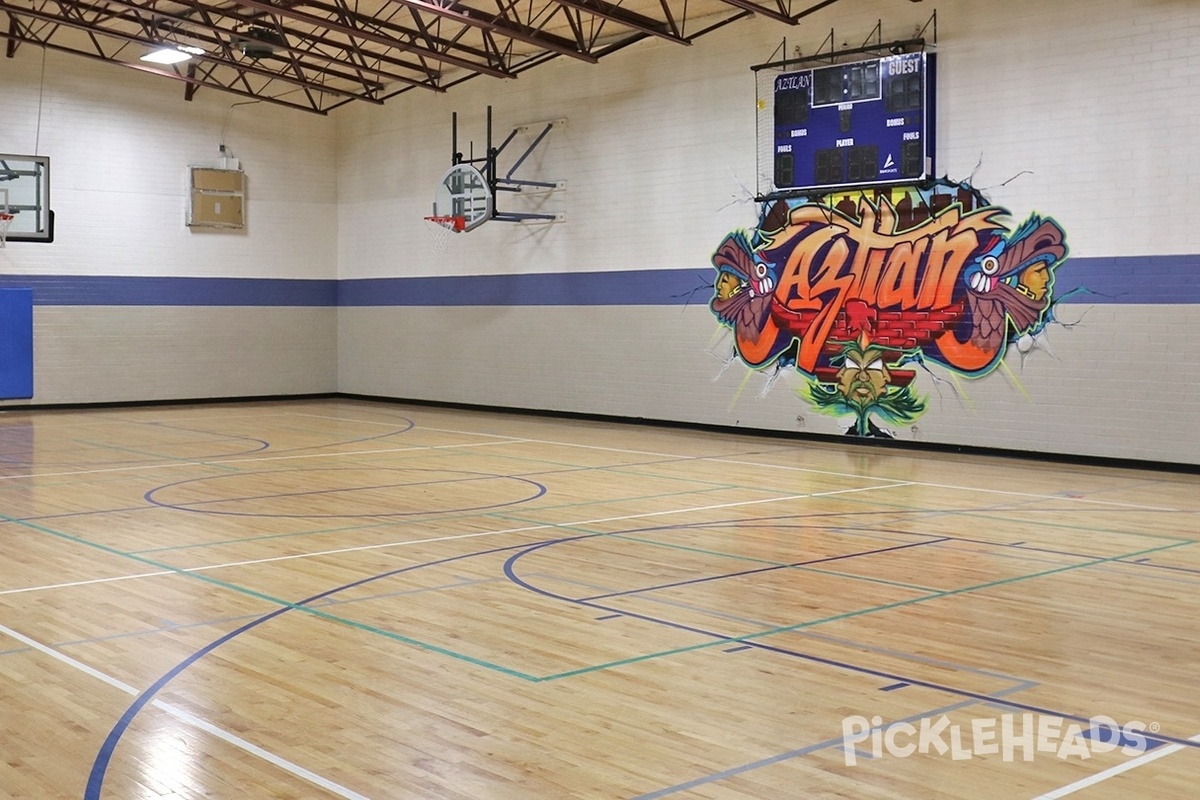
[{"left": 0, "top": 0, "right": 849, "bottom": 113}]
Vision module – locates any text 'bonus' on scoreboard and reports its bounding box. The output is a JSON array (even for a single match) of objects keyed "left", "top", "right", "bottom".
[{"left": 772, "top": 52, "right": 936, "bottom": 193}]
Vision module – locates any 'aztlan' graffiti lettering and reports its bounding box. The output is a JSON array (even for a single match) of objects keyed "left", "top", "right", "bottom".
[{"left": 710, "top": 181, "right": 1068, "bottom": 437}]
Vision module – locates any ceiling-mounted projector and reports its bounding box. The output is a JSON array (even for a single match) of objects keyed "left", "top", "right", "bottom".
[{"left": 235, "top": 25, "right": 287, "bottom": 59}]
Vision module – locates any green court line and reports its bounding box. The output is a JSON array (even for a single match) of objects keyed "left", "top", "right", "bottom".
[
  {"left": 0, "top": 512, "right": 540, "bottom": 682},
  {"left": 499, "top": 483, "right": 737, "bottom": 515},
  {"left": 610, "top": 533, "right": 940, "bottom": 592},
  {"left": 135, "top": 483, "right": 735, "bottom": 555},
  {"left": 10, "top": 473, "right": 1193, "bottom": 687},
  {"left": 132, "top": 517, "right": 407, "bottom": 554},
  {"left": 824, "top": 491, "right": 1193, "bottom": 542},
  {"left": 71, "top": 438, "right": 247, "bottom": 472},
  {"left": 536, "top": 538, "right": 1196, "bottom": 681}
]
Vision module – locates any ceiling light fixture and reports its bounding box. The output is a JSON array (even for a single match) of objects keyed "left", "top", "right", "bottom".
[{"left": 140, "top": 45, "right": 204, "bottom": 65}]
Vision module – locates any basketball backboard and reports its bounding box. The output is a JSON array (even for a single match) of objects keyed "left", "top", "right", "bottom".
[
  {"left": 0, "top": 154, "right": 52, "bottom": 242},
  {"left": 431, "top": 163, "right": 493, "bottom": 232},
  {"left": 427, "top": 107, "right": 565, "bottom": 232}
]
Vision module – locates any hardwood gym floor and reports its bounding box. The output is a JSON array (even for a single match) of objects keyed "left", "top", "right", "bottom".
[{"left": 0, "top": 398, "right": 1196, "bottom": 799}]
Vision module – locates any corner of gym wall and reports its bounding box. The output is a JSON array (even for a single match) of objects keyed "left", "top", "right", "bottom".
[
  {"left": 336, "top": 0, "right": 1200, "bottom": 465},
  {"left": 0, "top": 47, "right": 339, "bottom": 403}
]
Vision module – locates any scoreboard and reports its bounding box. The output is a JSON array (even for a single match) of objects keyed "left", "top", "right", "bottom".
[{"left": 772, "top": 52, "right": 936, "bottom": 193}]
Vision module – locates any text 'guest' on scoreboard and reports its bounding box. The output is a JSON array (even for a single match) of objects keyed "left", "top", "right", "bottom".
[{"left": 772, "top": 52, "right": 936, "bottom": 193}]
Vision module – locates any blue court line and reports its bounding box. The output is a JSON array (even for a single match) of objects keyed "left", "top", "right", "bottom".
[
  {"left": 143, "top": 468, "right": 548, "bottom": 519},
  {"left": 576, "top": 537, "right": 950, "bottom": 602},
  {"left": 611, "top": 531, "right": 941, "bottom": 592},
  {"left": 59, "top": 468, "right": 1196, "bottom": 795},
  {"left": 72, "top": 436, "right": 269, "bottom": 462},
  {"left": 552, "top": 569, "right": 1036, "bottom": 685},
  {"left": 509, "top": 536, "right": 1198, "bottom": 698},
  {"left": 129, "top": 468, "right": 736, "bottom": 556},
  {"left": 37, "top": 575, "right": 508, "bottom": 653},
  {"left": 952, "top": 536, "right": 1200, "bottom": 578},
  {"left": 825, "top": 491, "right": 1192, "bottom": 543},
  {"left": 545, "top": 570, "right": 1036, "bottom": 688},
  {"left": 130, "top": 517, "right": 410, "bottom": 554},
  {"left": 633, "top": 685, "right": 1037, "bottom": 799},
  {"left": 502, "top": 533, "right": 1200, "bottom": 786},
  {"left": 82, "top": 534, "right": 583, "bottom": 800}
]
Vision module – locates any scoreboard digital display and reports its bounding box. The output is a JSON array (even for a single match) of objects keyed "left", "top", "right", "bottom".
[{"left": 772, "top": 52, "right": 935, "bottom": 193}]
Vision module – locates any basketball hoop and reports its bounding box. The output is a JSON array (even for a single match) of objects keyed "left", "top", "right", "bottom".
[
  {"left": 423, "top": 214, "right": 466, "bottom": 255},
  {"left": 0, "top": 213, "right": 13, "bottom": 249}
]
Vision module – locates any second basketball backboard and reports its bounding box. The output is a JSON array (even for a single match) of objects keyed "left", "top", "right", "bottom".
[{"left": 0, "top": 154, "right": 52, "bottom": 242}]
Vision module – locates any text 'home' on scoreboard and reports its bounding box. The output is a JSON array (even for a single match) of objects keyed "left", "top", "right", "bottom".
[{"left": 772, "top": 52, "right": 936, "bottom": 193}]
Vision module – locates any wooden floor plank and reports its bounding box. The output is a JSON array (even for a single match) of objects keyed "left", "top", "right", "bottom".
[{"left": 0, "top": 399, "right": 1197, "bottom": 798}]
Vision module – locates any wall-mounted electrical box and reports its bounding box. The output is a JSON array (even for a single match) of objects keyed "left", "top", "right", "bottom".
[{"left": 188, "top": 167, "right": 245, "bottom": 229}]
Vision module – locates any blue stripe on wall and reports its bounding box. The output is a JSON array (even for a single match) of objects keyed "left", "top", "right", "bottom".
[
  {"left": 0, "top": 276, "right": 337, "bottom": 306},
  {"left": 1052, "top": 255, "right": 1200, "bottom": 304},
  {"left": 339, "top": 255, "right": 1200, "bottom": 307},
  {"left": 336, "top": 269, "right": 712, "bottom": 307},
  {"left": 0, "top": 254, "right": 1191, "bottom": 307}
]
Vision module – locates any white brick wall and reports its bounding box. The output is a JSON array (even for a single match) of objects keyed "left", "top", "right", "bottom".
[
  {"left": 1, "top": 48, "right": 338, "bottom": 278},
  {"left": 336, "top": 0, "right": 1200, "bottom": 465},
  {"left": 2, "top": 0, "right": 1198, "bottom": 463},
  {"left": 0, "top": 47, "right": 337, "bottom": 402}
]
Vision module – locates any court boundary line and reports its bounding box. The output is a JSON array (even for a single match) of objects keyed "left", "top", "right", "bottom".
[
  {"left": 1, "top": 482, "right": 916, "bottom": 596},
  {"left": 0, "top": 437, "right": 530, "bottom": 482},
  {"left": 7, "top": 406, "right": 1194, "bottom": 797},
  {"left": 1030, "top": 732, "right": 1200, "bottom": 799},
  {"left": 1, "top": 416, "right": 1184, "bottom": 515},
  {"left": 0, "top": 621, "right": 370, "bottom": 800},
  {"left": 516, "top": 538, "right": 1196, "bottom": 683}
]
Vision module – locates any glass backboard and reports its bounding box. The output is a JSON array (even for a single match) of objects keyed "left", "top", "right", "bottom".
[
  {"left": 0, "top": 154, "right": 52, "bottom": 242},
  {"left": 431, "top": 163, "right": 493, "bottom": 232}
]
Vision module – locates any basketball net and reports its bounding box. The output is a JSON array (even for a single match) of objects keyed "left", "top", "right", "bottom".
[
  {"left": 423, "top": 215, "right": 464, "bottom": 255},
  {"left": 0, "top": 188, "right": 10, "bottom": 248}
]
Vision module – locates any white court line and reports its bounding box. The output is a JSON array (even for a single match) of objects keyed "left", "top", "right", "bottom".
[
  {"left": 0, "top": 437, "right": 529, "bottom": 482},
  {"left": 1031, "top": 734, "right": 1200, "bottom": 799},
  {"left": 400, "top": 423, "right": 1183, "bottom": 513},
  {"left": 0, "top": 570, "right": 174, "bottom": 596},
  {"left": 7, "top": 482, "right": 916, "bottom": 593},
  {"left": 710, "top": 457, "right": 1180, "bottom": 512},
  {"left": 2, "top": 413, "right": 1185, "bottom": 513},
  {"left": 0, "top": 621, "right": 370, "bottom": 800},
  {"left": 886, "top": 478, "right": 1177, "bottom": 512}
]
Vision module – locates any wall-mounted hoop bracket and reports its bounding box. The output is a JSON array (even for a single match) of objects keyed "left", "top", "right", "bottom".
[{"left": 433, "top": 106, "right": 566, "bottom": 228}]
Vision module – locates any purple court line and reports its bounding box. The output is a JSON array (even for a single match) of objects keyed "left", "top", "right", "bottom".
[
  {"left": 143, "top": 468, "right": 547, "bottom": 518},
  {"left": 0, "top": 414, "right": 413, "bottom": 471},
  {"left": 578, "top": 537, "right": 949, "bottom": 601},
  {"left": 84, "top": 531, "right": 584, "bottom": 800},
  {"left": 145, "top": 415, "right": 416, "bottom": 457},
  {"left": 953, "top": 536, "right": 1200, "bottom": 576},
  {"left": 632, "top": 684, "right": 1038, "bottom": 799},
  {"left": 502, "top": 540, "right": 1200, "bottom": 751},
  {"left": 28, "top": 575, "right": 509, "bottom": 656},
  {"left": 945, "top": 545, "right": 1200, "bottom": 589},
  {"left": 548, "top": 571, "right": 1034, "bottom": 686}
]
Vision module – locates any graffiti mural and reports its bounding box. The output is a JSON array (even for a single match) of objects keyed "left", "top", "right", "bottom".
[{"left": 710, "top": 181, "right": 1068, "bottom": 436}]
